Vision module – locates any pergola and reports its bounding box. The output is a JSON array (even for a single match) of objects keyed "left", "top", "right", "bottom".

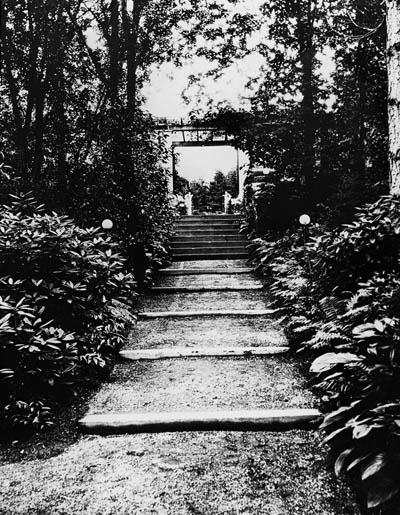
[{"left": 154, "top": 117, "right": 243, "bottom": 197}]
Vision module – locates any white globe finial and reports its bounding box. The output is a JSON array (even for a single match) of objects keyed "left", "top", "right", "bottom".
[
  {"left": 102, "top": 219, "right": 113, "bottom": 230},
  {"left": 299, "top": 214, "right": 311, "bottom": 226}
]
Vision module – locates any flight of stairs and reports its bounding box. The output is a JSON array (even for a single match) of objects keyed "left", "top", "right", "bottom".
[{"left": 171, "top": 214, "right": 248, "bottom": 260}]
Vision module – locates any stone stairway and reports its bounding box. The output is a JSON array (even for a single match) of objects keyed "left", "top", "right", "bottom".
[
  {"left": 170, "top": 215, "right": 249, "bottom": 260},
  {"left": 72, "top": 259, "right": 360, "bottom": 513},
  {"left": 80, "top": 260, "right": 321, "bottom": 434}
]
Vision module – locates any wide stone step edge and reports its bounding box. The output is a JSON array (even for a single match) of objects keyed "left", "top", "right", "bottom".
[
  {"left": 79, "top": 409, "right": 322, "bottom": 435},
  {"left": 171, "top": 241, "right": 247, "bottom": 248},
  {"left": 150, "top": 285, "right": 263, "bottom": 293},
  {"left": 173, "top": 253, "right": 248, "bottom": 261},
  {"left": 172, "top": 235, "right": 247, "bottom": 242},
  {"left": 138, "top": 309, "right": 277, "bottom": 318},
  {"left": 158, "top": 268, "right": 254, "bottom": 275},
  {"left": 173, "top": 246, "right": 247, "bottom": 252},
  {"left": 119, "top": 346, "right": 290, "bottom": 361}
]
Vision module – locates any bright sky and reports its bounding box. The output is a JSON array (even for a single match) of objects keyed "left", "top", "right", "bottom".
[
  {"left": 143, "top": 53, "right": 265, "bottom": 181},
  {"left": 143, "top": 51, "right": 335, "bottom": 119},
  {"left": 175, "top": 146, "right": 249, "bottom": 183},
  {"left": 143, "top": 53, "right": 265, "bottom": 118}
]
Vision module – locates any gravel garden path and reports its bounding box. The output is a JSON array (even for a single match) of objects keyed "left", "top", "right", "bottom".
[{"left": 0, "top": 259, "right": 361, "bottom": 515}]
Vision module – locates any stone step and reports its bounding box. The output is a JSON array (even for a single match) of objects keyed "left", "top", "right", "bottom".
[
  {"left": 151, "top": 285, "right": 263, "bottom": 293},
  {"left": 172, "top": 246, "right": 247, "bottom": 255},
  {"left": 138, "top": 290, "right": 268, "bottom": 312},
  {"left": 174, "top": 226, "right": 241, "bottom": 235},
  {"left": 79, "top": 409, "right": 322, "bottom": 435},
  {"left": 173, "top": 229, "right": 241, "bottom": 236},
  {"left": 119, "top": 346, "right": 290, "bottom": 361},
  {"left": 173, "top": 252, "right": 248, "bottom": 260},
  {"left": 170, "top": 259, "right": 250, "bottom": 268},
  {"left": 179, "top": 215, "right": 242, "bottom": 221},
  {"left": 175, "top": 220, "right": 240, "bottom": 227},
  {"left": 171, "top": 241, "right": 247, "bottom": 250},
  {"left": 172, "top": 234, "right": 247, "bottom": 243},
  {"left": 155, "top": 273, "right": 258, "bottom": 287},
  {"left": 177, "top": 215, "right": 241, "bottom": 221},
  {"left": 138, "top": 309, "right": 277, "bottom": 319},
  {"left": 133, "top": 317, "right": 286, "bottom": 349},
  {"left": 158, "top": 267, "right": 254, "bottom": 275}
]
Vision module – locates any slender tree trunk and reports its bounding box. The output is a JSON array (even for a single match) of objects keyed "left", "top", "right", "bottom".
[
  {"left": 54, "top": 69, "right": 68, "bottom": 195},
  {"left": 354, "top": 40, "right": 367, "bottom": 180},
  {"left": 1, "top": 3, "right": 31, "bottom": 177},
  {"left": 387, "top": 0, "right": 400, "bottom": 195},
  {"left": 32, "top": 85, "right": 46, "bottom": 183},
  {"left": 297, "top": 0, "right": 316, "bottom": 205},
  {"left": 121, "top": 0, "right": 142, "bottom": 111},
  {"left": 129, "top": 15, "right": 139, "bottom": 111},
  {"left": 109, "top": 0, "right": 120, "bottom": 103},
  {"left": 121, "top": 0, "right": 133, "bottom": 108}
]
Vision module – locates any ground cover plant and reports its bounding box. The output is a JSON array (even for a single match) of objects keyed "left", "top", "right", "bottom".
[
  {"left": 0, "top": 193, "right": 136, "bottom": 436},
  {"left": 249, "top": 194, "right": 400, "bottom": 512}
]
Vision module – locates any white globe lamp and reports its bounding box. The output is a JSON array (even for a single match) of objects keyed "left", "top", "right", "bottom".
[
  {"left": 101, "top": 219, "right": 113, "bottom": 230},
  {"left": 299, "top": 214, "right": 311, "bottom": 226}
]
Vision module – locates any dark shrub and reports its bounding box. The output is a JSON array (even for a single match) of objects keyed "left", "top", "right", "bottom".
[
  {"left": 311, "top": 316, "right": 400, "bottom": 510},
  {"left": 0, "top": 193, "right": 135, "bottom": 433},
  {"left": 249, "top": 194, "right": 400, "bottom": 510},
  {"left": 310, "top": 195, "right": 400, "bottom": 291}
]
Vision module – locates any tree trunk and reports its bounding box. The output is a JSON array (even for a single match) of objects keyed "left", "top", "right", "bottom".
[
  {"left": 297, "top": 0, "right": 316, "bottom": 205},
  {"left": 1, "top": 3, "right": 31, "bottom": 177},
  {"left": 353, "top": 40, "right": 367, "bottom": 180},
  {"left": 387, "top": 0, "right": 400, "bottom": 195},
  {"left": 109, "top": 0, "right": 120, "bottom": 103},
  {"left": 32, "top": 85, "right": 46, "bottom": 184},
  {"left": 54, "top": 69, "right": 68, "bottom": 195},
  {"left": 121, "top": 0, "right": 142, "bottom": 111}
]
